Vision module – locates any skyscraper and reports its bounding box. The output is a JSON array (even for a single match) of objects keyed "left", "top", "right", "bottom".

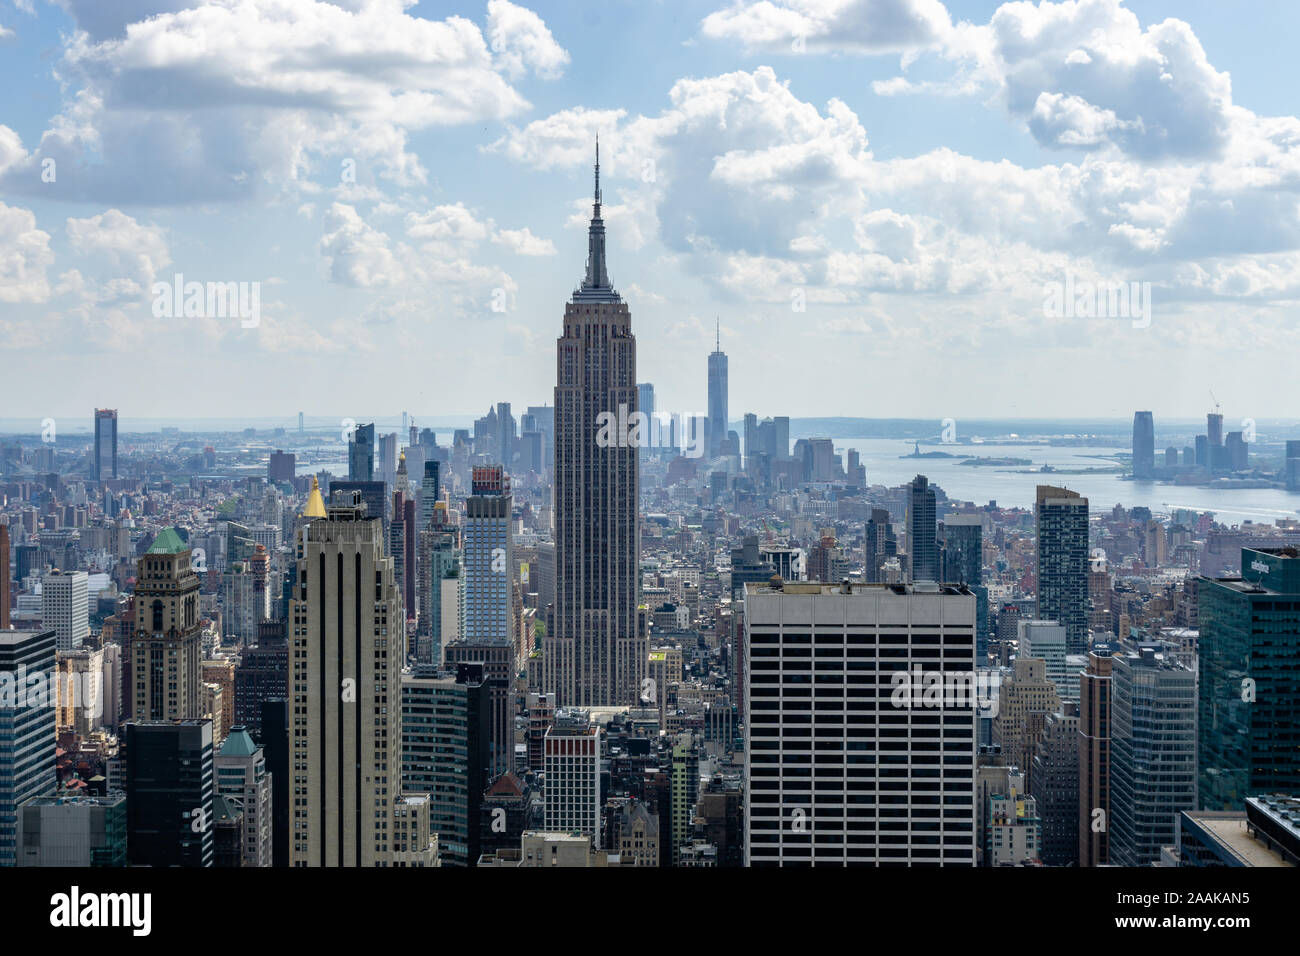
[
  {"left": 41, "top": 569, "right": 88, "bottom": 652},
  {"left": 1132, "top": 411, "right": 1155, "bottom": 478},
  {"left": 461, "top": 465, "right": 512, "bottom": 643},
  {"left": 125, "top": 720, "right": 214, "bottom": 867},
  {"left": 943, "top": 515, "right": 988, "bottom": 658},
  {"left": 547, "top": 139, "right": 645, "bottom": 708},
  {"left": 0, "top": 523, "right": 11, "bottom": 631},
  {"left": 348, "top": 422, "right": 375, "bottom": 482},
  {"left": 744, "top": 581, "right": 978, "bottom": 866},
  {"left": 908, "top": 475, "right": 938, "bottom": 583},
  {"left": 637, "top": 383, "right": 655, "bottom": 461},
  {"left": 289, "top": 491, "right": 403, "bottom": 866},
  {"left": 214, "top": 726, "right": 273, "bottom": 868},
  {"left": 130, "top": 529, "right": 203, "bottom": 721},
  {"left": 94, "top": 408, "right": 117, "bottom": 482},
  {"left": 707, "top": 321, "right": 728, "bottom": 459},
  {"left": 1035, "top": 485, "right": 1090, "bottom": 654},
  {"left": 1199, "top": 547, "right": 1300, "bottom": 809},
  {"left": 1078, "top": 646, "right": 1113, "bottom": 867},
  {"left": 864, "top": 508, "right": 897, "bottom": 583},
  {"left": 544, "top": 708, "right": 601, "bottom": 842},
  {"left": 1109, "top": 645, "right": 1197, "bottom": 866},
  {"left": 400, "top": 662, "right": 489, "bottom": 867},
  {"left": 0, "top": 628, "right": 56, "bottom": 867}
]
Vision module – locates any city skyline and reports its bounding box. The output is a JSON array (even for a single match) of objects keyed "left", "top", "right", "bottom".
[
  {"left": 1, "top": 0, "right": 1298, "bottom": 907},
  {"left": 3, "top": 1, "right": 1300, "bottom": 418}
]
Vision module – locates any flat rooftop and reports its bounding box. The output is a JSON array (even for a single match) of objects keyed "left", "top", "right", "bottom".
[{"left": 1186, "top": 811, "right": 1293, "bottom": 867}]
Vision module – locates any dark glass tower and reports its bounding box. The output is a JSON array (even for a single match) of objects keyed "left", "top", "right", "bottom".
[
  {"left": 1198, "top": 547, "right": 1300, "bottom": 809},
  {"left": 908, "top": 475, "right": 938, "bottom": 583},
  {"left": 547, "top": 139, "right": 646, "bottom": 707},
  {"left": 125, "top": 720, "right": 214, "bottom": 867}
]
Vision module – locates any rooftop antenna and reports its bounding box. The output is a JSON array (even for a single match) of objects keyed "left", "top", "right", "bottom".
[{"left": 715, "top": 316, "right": 720, "bottom": 352}]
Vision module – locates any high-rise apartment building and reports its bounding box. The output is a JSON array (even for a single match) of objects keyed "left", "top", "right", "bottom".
[
  {"left": 416, "top": 502, "right": 457, "bottom": 667},
  {"left": 1199, "top": 547, "right": 1300, "bottom": 809},
  {"left": 1078, "top": 646, "right": 1113, "bottom": 866},
  {"left": 670, "top": 732, "right": 701, "bottom": 866},
  {"left": 461, "top": 466, "right": 512, "bottom": 643},
  {"left": 289, "top": 492, "right": 403, "bottom": 866},
  {"left": 1035, "top": 485, "right": 1090, "bottom": 654},
  {"left": 547, "top": 141, "right": 645, "bottom": 708},
  {"left": 130, "top": 529, "right": 203, "bottom": 721},
  {"left": 744, "top": 581, "right": 978, "bottom": 866}
]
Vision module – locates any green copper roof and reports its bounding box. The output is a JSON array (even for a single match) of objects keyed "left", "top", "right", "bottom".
[
  {"left": 146, "top": 527, "right": 187, "bottom": 554},
  {"left": 219, "top": 727, "right": 258, "bottom": 758}
]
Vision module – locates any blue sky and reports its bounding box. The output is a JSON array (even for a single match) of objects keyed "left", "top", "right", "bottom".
[{"left": 1, "top": 0, "right": 1298, "bottom": 426}]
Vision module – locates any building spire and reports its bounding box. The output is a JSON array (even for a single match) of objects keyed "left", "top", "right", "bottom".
[
  {"left": 716, "top": 316, "right": 720, "bottom": 352},
  {"left": 574, "top": 133, "right": 619, "bottom": 301}
]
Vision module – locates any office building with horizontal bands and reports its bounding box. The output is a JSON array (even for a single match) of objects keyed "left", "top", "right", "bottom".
[
  {"left": 1198, "top": 547, "right": 1300, "bottom": 810},
  {"left": 1109, "top": 644, "right": 1197, "bottom": 867},
  {"left": 544, "top": 708, "right": 601, "bottom": 844},
  {"left": 743, "top": 581, "right": 978, "bottom": 867}
]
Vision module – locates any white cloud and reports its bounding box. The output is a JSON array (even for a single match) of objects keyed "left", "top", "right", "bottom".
[
  {"left": 5, "top": 0, "right": 566, "bottom": 203},
  {"left": 487, "top": 0, "right": 569, "bottom": 79},
  {"left": 492, "top": 226, "right": 556, "bottom": 255},
  {"left": 64, "top": 208, "right": 171, "bottom": 303},
  {"left": 320, "top": 202, "right": 403, "bottom": 288},
  {"left": 0, "top": 202, "right": 54, "bottom": 303},
  {"left": 699, "top": 0, "right": 953, "bottom": 55}
]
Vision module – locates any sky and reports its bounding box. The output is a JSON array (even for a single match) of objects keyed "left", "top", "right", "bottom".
[{"left": 1, "top": 0, "right": 1298, "bottom": 427}]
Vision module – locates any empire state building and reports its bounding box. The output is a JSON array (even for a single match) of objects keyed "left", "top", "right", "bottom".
[{"left": 546, "top": 140, "right": 646, "bottom": 706}]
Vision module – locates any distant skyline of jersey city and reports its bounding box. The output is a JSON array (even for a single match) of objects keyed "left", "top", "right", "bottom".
[{"left": 2, "top": 2, "right": 1299, "bottom": 417}]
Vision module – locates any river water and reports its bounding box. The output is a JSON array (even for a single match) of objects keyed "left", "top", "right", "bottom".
[{"left": 835, "top": 438, "right": 1300, "bottom": 527}]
